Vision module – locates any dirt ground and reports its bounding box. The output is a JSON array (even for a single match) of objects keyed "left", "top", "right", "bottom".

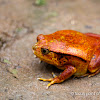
[{"left": 0, "top": 0, "right": 100, "bottom": 100}]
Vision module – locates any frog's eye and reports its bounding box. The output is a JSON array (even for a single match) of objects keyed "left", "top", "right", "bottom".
[{"left": 41, "top": 48, "right": 50, "bottom": 55}]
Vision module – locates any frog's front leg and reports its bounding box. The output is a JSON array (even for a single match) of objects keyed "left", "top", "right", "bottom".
[{"left": 38, "top": 65, "right": 76, "bottom": 89}]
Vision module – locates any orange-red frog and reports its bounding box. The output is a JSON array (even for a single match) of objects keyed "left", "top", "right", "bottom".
[{"left": 33, "top": 30, "right": 100, "bottom": 89}]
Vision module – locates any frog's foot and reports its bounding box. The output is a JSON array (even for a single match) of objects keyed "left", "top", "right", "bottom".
[
  {"left": 38, "top": 72, "right": 61, "bottom": 89},
  {"left": 37, "top": 77, "right": 63, "bottom": 89},
  {"left": 38, "top": 65, "right": 76, "bottom": 89},
  {"left": 37, "top": 78, "right": 52, "bottom": 82},
  {"left": 88, "top": 69, "right": 100, "bottom": 77}
]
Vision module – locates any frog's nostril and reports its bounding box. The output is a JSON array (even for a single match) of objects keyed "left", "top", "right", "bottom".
[{"left": 32, "top": 45, "right": 36, "bottom": 50}]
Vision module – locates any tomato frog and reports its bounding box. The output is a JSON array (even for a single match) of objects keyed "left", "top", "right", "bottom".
[{"left": 33, "top": 30, "right": 100, "bottom": 89}]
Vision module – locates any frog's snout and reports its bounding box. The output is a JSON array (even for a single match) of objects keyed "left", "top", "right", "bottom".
[
  {"left": 32, "top": 45, "right": 36, "bottom": 50},
  {"left": 32, "top": 45, "right": 37, "bottom": 56},
  {"left": 33, "top": 43, "right": 38, "bottom": 50}
]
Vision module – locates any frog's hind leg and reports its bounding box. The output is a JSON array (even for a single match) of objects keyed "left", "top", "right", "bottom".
[
  {"left": 85, "top": 33, "right": 100, "bottom": 40},
  {"left": 88, "top": 47, "right": 100, "bottom": 77},
  {"left": 88, "top": 69, "right": 100, "bottom": 77}
]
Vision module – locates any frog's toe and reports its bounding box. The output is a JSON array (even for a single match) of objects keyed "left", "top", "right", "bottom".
[
  {"left": 37, "top": 72, "right": 57, "bottom": 82},
  {"left": 88, "top": 73, "right": 97, "bottom": 77},
  {"left": 52, "top": 72, "right": 57, "bottom": 78},
  {"left": 46, "top": 80, "right": 56, "bottom": 89},
  {"left": 37, "top": 78, "right": 52, "bottom": 81}
]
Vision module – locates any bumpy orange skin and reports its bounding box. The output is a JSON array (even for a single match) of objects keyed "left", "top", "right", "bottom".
[{"left": 33, "top": 30, "right": 100, "bottom": 88}]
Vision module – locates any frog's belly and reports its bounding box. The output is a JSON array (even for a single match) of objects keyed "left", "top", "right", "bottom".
[{"left": 74, "top": 64, "right": 88, "bottom": 76}]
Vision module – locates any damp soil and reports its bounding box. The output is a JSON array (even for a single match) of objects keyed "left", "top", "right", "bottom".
[{"left": 0, "top": 0, "right": 100, "bottom": 100}]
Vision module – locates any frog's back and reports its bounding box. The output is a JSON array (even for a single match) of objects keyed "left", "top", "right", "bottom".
[{"left": 44, "top": 30, "right": 99, "bottom": 61}]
